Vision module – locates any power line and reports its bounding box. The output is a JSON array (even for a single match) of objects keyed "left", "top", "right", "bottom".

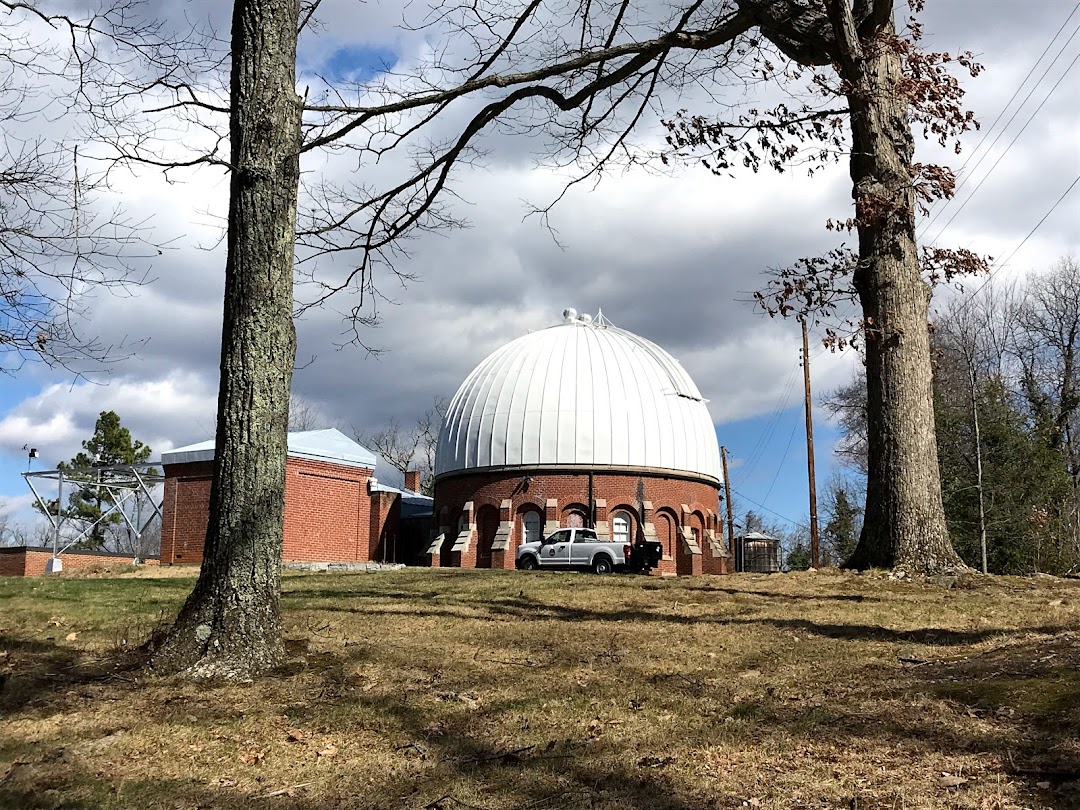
[
  {"left": 924, "top": 46, "right": 1080, "bottom": 248},
  {"left": 737, "top": 363, "right": 799, "bottom": 484},
  {"left": 773, "top": 12, "right": 1079, "bottom": 392},
  {"left": 731, "top": 487, "right": 801, "bottom": 527},
  {"left": 953, "top": 3, "right": 1079, "bottom": 175},
  {"left": 918, "top": 7, "right": 1080, "bottom": 240},
  {"left": 988, "top": 174, "right": 1080, "bottom": 274},
  {"left": 951, "top": 172, "right": 1080, "bottom": 318},
  {"left": 761, "top": 422, "right": 798, "bottom": 503}
]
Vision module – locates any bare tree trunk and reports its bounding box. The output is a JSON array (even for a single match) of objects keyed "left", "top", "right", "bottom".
[
  {"left": 967, "top": 364, "right": 989, "bottom": 574},
  {"left": 153, "top": 0, "right": 301, "bottom": 678},
  {"left": 840, "top": 20, "right": 966, "bottom": 574}
]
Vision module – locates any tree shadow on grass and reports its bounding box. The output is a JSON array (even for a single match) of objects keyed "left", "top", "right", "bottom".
[
  {"left": 0, "top": 669, "right": 719, "bottom": 810},
  {"left": 0, "top": 631, "right": 147, "bottom": 717},
  {"left": 705, "top": 630, "right": 1080, "bottom": 804},
  {"left": 909, "top": 632, "right": 1080, "bottom": 787},
  {"left": 680, "top": 584, "right": 878, "bottom": 602},
  {"left": 2, "top": 603, "right": 1076, "bottom": 807},
  {"left": 284, "top": 587, "right": 1060, "bottom": 648},
  {"left": 0, "top": 760, "right": 711, "bottom": 810},
  {"left": 721, "top": 616, "right": 1068, "bottom": 646}
]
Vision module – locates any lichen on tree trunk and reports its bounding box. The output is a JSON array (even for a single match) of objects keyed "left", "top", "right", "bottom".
[
  {"left": 152, "top": 0, "right": 302, "bottom": 678},
  {"left": 839, "top": 19, "right": 967, "bottom": 574}
]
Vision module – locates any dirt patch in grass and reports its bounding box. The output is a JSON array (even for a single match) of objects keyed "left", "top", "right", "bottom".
[{"left": 0, "top": 568, "right": 1077, "bottom": 809}]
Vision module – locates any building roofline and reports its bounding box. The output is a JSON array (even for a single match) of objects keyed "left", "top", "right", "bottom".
[
  {"left": 433, "top": 463, "right": 721, "bottom": 488},
  {"left": 161, "top": 428, "right": 377, "bottom": 469}
]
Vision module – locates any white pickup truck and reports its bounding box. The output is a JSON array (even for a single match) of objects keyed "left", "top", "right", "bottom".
[{"left": 515, "top": 527, "right": 663, "bottom": 574}]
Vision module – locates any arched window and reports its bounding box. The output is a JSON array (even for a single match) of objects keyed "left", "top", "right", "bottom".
[
  {"left": 567, "top": 510, "right": 586, "bottom": 528},
  {"left": 522, "top": 511, "right": 542, "bottom": 545},
  {"left": 612, "top": 512, "right": 631, "bottom": 545},
  {"left": 657, "top": 512, "right": 676, "bottom": 559}
]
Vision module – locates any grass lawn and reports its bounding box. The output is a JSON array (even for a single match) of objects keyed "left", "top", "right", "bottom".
[{"left": 0, "top": 567, "right": 1077, "bottom": 809}]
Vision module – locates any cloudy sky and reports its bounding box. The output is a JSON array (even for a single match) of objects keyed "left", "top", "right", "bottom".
[{"left": 0, "top": 0, "right": 1077, "bottom": 539}]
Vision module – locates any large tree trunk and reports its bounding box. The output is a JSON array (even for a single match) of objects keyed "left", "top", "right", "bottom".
[
  {"left": 842, "top": 21, "right": 966, "bottom": 574},
  {"left": 152, "top": 0, "right": 301, "bottom": 678}
]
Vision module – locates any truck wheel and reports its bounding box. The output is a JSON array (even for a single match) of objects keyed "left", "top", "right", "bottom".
[
  {"left": 593, "top": 556, "right": 613, "bottom": 575},
  {"left": 519, "top": 555, "right": 538, "bottom": 571}
]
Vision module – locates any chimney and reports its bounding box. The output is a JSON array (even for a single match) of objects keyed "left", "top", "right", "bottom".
[{"left": 404, "top": 470, "right": 422, "bottom": 493}]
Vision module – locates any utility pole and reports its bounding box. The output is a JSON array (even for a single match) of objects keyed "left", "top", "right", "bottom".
[
  {"left": 721, "top": 446, "right": 737, "bottom": 571},
  {"left": 801, "top": 321, "right": 820, "bottom": 568}
]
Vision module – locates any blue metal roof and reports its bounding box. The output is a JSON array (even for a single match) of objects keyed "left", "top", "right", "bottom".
[
  {"left": 161, "top": 428, "right": 378, "bottom": 469},
  {"left": 369, "top": 480, "right": 434, "bottom": 518}
]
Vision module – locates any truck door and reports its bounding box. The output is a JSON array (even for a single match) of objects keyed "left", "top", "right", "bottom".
[
  {"left": 540, "top": 529, "right": 572, "bottom": 568},
  {"left": 570, "top": 528, "right": 598, "bottom": 566}
]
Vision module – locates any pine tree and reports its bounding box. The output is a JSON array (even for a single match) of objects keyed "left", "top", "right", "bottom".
[
  {"left": 42, "top": 411, "right": 153, "bottom": 550},
  {"left": 822, "top": 484, "right": 863, "bottom": 566}
]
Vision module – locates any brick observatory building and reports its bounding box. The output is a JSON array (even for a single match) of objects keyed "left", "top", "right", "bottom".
[
  {"left": 160, "top": 429, "right": 432, "bottom": 567},
  {"left": 430, "top": 310, "right": 729, "bottom": 575}
]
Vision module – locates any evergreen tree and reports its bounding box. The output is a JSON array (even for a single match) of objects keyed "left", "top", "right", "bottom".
[
  {"left": 937, "top": 374, "right": 1075, "bottom": 574},
  {"left": 47, "top": 411, "right": 153, "bottom": 550},
  {"left": 822, "top": 483, "right": 863, "bottom": 566},
  {"left": 785, "top": 543, "right": 812, "bottom": 571}
]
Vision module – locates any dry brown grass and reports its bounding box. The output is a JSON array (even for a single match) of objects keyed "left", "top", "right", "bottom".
[{"left": 0, "top": 567, "right": 1077, "bottom": 809}]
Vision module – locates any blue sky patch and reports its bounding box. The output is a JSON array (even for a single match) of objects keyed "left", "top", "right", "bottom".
[{"left": 313, "top": 44, "right": 398, "bottom": 85}]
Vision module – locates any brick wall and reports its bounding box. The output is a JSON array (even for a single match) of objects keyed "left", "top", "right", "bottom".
[
  {"left": 367, "top": 490, "right": 400, "bottom": 563},
  {"left": 0, "top": 549, "right": 26, "bottom": 576},
  {"left": 284, "top": 458, "right": 372, "bottom": 562},
  {"left": 160, "top": 460, "right": 214, "bottom": 564},
  {"left": 0, "top": 547, "right": 160, "bottom": 577},
  {"left": 433, "top": 468, "right": 728, "bottom": 575},
  {"left": 161, "top": 457, "right": 383, "bottom": 565}
]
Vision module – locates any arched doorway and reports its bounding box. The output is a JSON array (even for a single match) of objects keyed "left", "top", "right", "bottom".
[
  {"left": 475, "top": 505, "right": 499, "bottom": 569},
  {"left": 656, "top": 510, "right": 677, "bottom": 562},
  {"left": 520, "top": 508, "right": 543, "bottom": 546}
]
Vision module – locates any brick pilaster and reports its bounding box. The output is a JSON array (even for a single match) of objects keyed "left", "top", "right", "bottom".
[
  {"left": 593, "top": 498, "right": 609, "bottom": 541},
  {"left": 449, "top": 501, "right": 476, "bottom": 567},
  {"left": 543, "top": 498, "right": 560, "bottom": 535},
  {"left": 490, "top": 499, "right": 515, "bottom": 569}
]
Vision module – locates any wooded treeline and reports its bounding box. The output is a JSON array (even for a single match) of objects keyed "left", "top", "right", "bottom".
[{"left": 828, "top": 257, "right": 1080, "bottom": 575}]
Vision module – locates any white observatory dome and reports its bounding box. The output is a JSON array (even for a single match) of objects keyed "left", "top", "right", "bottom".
[{"left": 435, "top": 313, "right": 722, "bottom": 481}]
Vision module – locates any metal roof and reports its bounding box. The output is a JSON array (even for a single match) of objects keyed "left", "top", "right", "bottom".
[
  {"left": 162, "top": 428, "right": 378, "bottom": 469},
  {"left": 435, "top": 311, "right": 722, "bottom": 481},
  {"left": 370, "top": 480, "right": 434, "bottom": 518}
]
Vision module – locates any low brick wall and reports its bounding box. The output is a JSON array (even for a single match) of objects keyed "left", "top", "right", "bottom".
[{"left": 0, "top": 546, "right": 160, "bottom": 577}]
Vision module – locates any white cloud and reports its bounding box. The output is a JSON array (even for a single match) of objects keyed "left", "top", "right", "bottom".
[
  {"left": 0, "top": 0, "right": 1077, "bottom": 516},
  {"left": 0, "top": 372, "right": 218, "bottom": 469}
]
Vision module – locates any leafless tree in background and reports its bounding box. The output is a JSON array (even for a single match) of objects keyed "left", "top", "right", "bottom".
[
  {"left": 288, "top": 394, "right": 333, "bottom": 431},
  {"left": 0, "top": 1, "right": 212, "bottom": 374},
  {"left": 356, "top": 398, "right": 446, "bottom": 494}
]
